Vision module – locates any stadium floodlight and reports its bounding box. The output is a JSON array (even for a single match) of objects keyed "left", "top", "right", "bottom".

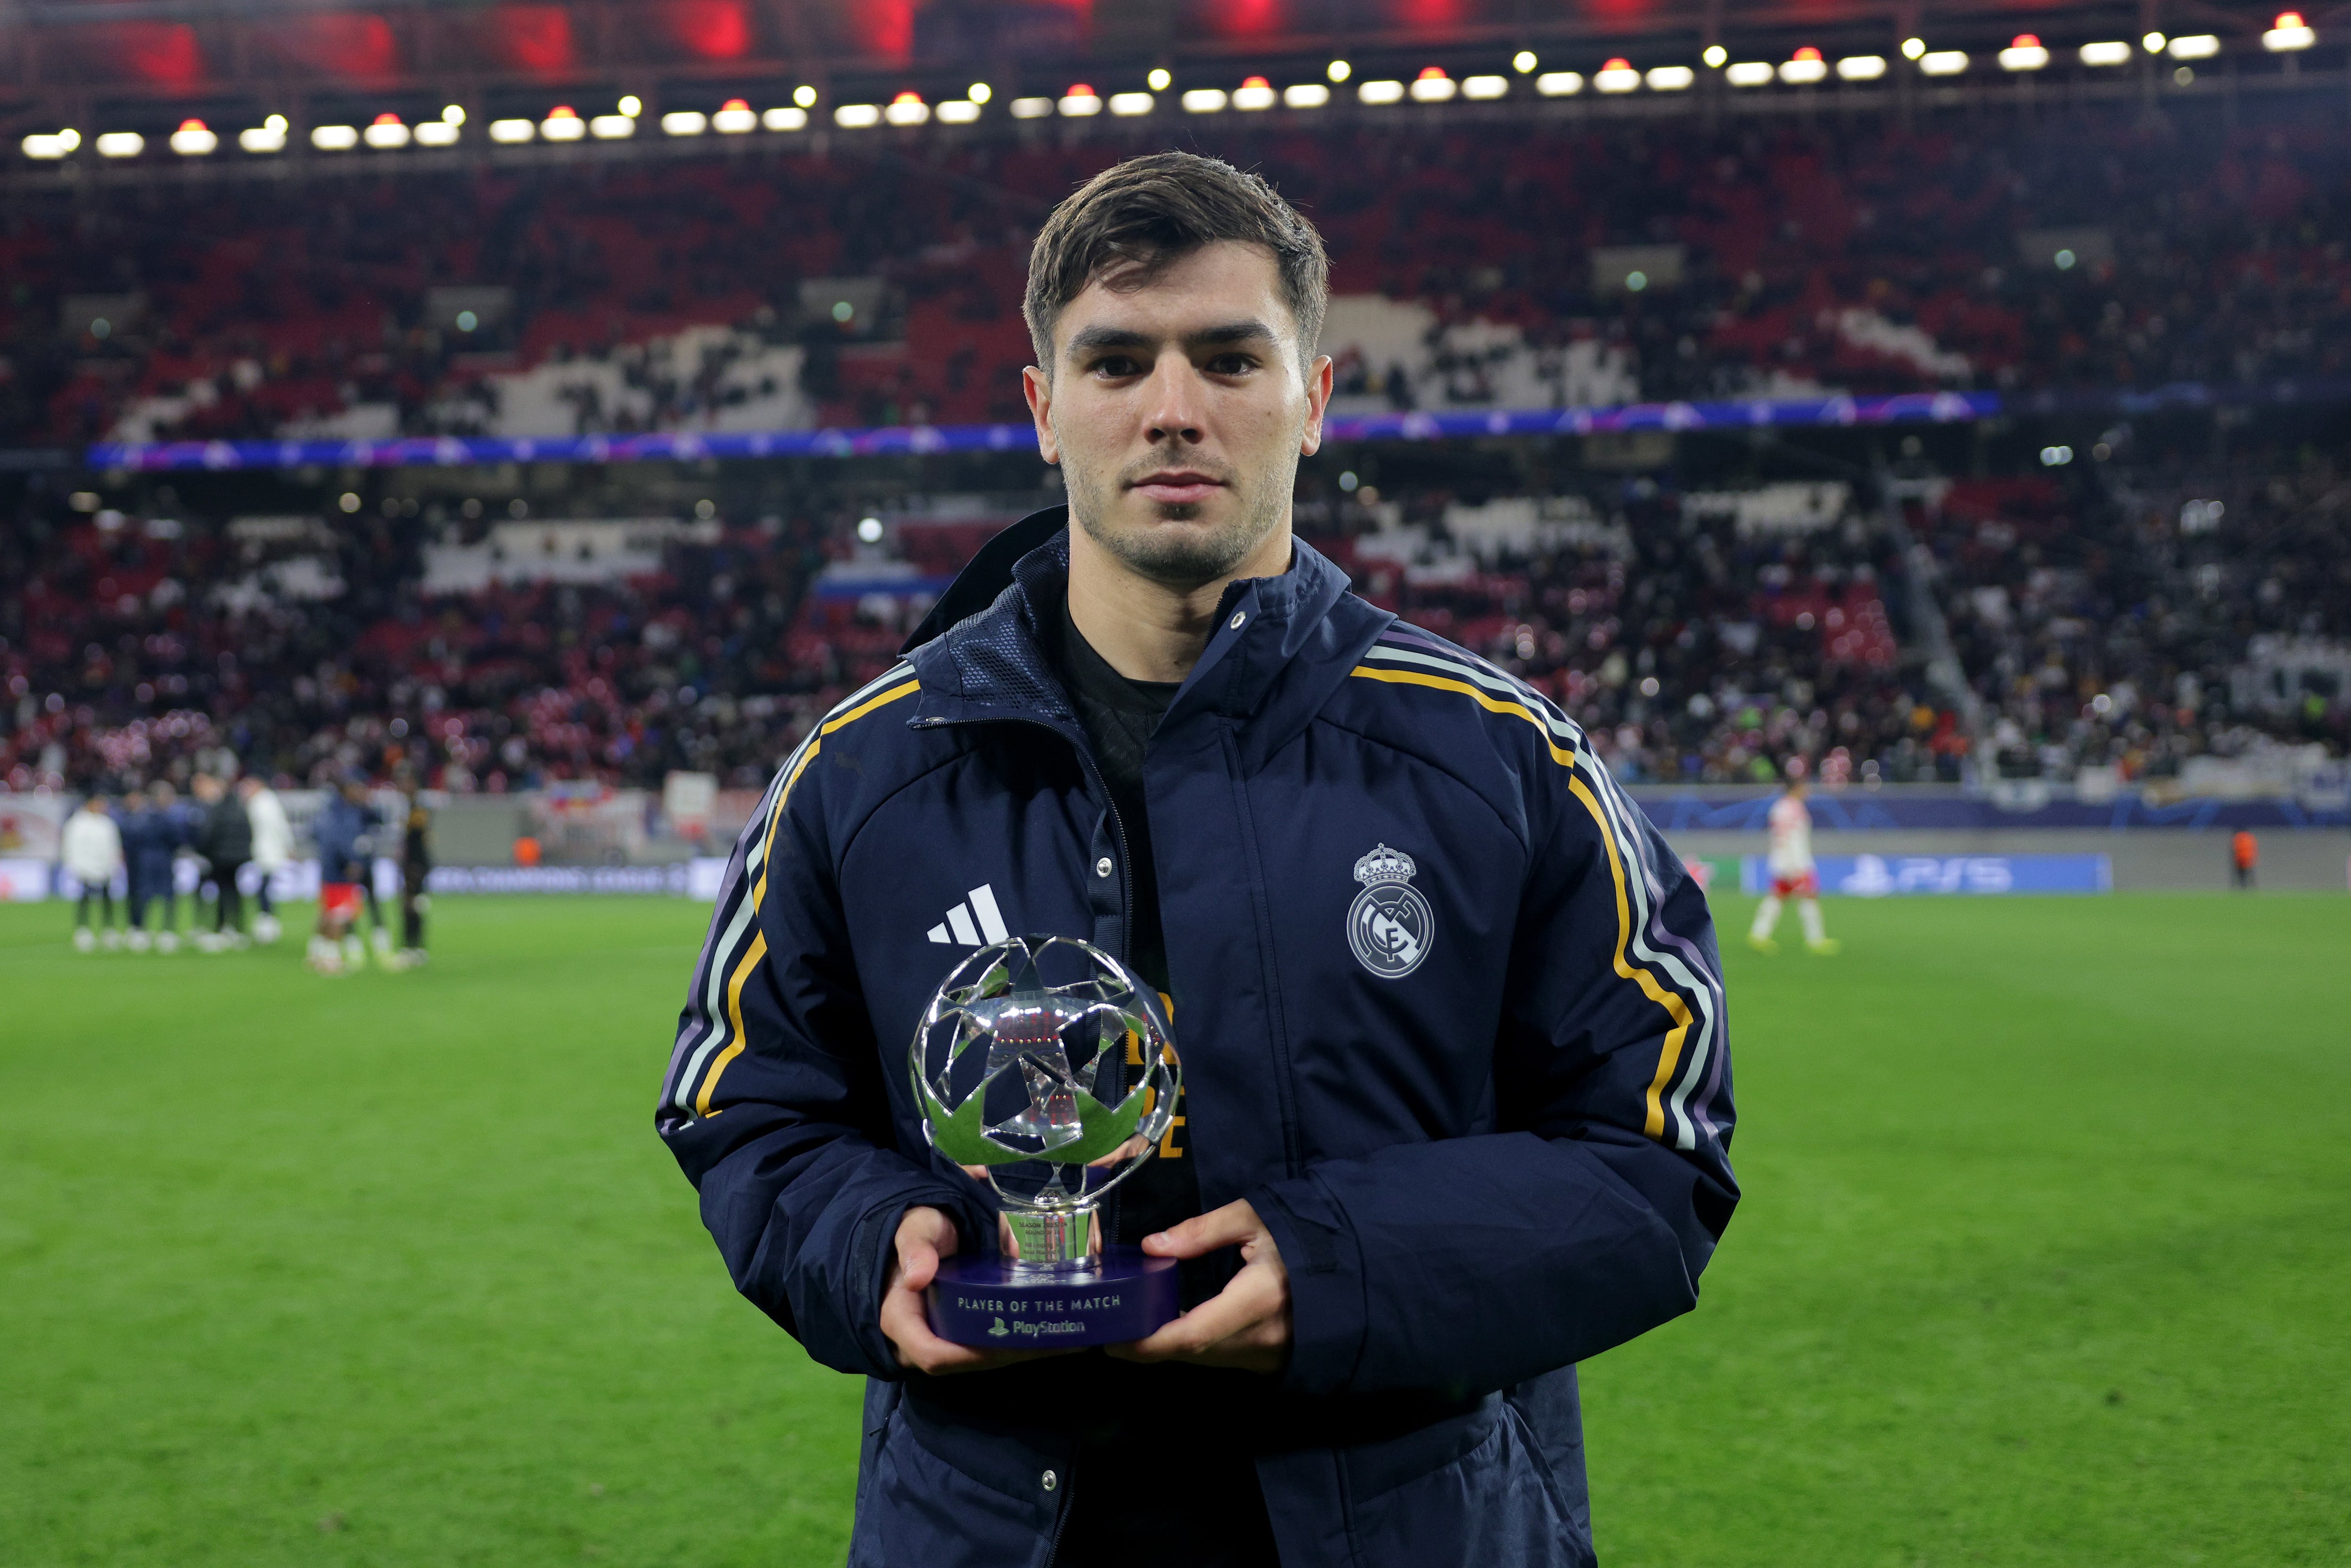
[
  {"left": 415, "top": 119, "right": 458, "bottom": 145},
  {"left": 1594, "top": 58, "right": 1640, "bottom": 92},
  {"left": 364, "top": 113, "right": 410, "bottom": 148},
  {"left": 170, "top": 118, "right": 218, "bottom": 155},
  {"left": 1009, "top": 96, "right": 1054, "bottom": 118},
  {"left": 1284, "top": 83, "right": 1330, "bottom": 108},
  {"left": 2079, "top": 41, "right": 2133, "bottom": 66},
  {"left": 1108, "top": 91, "right": 1153, "bottom": 116},
  {"left": 794, "top": 84, "right": 819, "bottom": 108},
  {"left": 588, "top": 114, "right": 634, "bottom": 139},
  {"left": 1780, "top": 47, "right": 1829, "bottom": 83},
  {"left": 881, "top": 93, "right": 927, "bottom": 127},
  {"left": 1357, "top": 79, "right": 1405, "bottom": 104},
  {"left": 2168, "top": 34, "right": 2220, "bottom": 59},
  {"left": 1645, "top": 65, "right": 1695, "bottom": 91},
  {"left": 23, "top": 132, "right": 74, "bottom": 159},
  {"left": 1327, "top": 59, "right": 1351, "bottom": 82},
  {"left": 311, "top": 124, "right": 358, "bottom": 150},
  {"left": 968, "top": 83, "right": 991, "bottom": 104},
  {"left": 1918, "top": 50, "right": 1969, "bottom": 75},
  {"left": 934, "top": 100, "right": 978, "bottom": 124},
  {"left": 1725, "top": 61, "right": 1775, "bottom": 86},
  {"left": 831, "top": 104, "right": 879, "bottom": 128},
  {"left": 1463, "top": 73, "right": 1508, "bottom": 99},
  {"left": 240, "top": 122, "right": 287, "bottom": 153},
  {"left": 1701, "top": 45, "right": 1728, "bottom": 68},
  {"left": 764, "top": 106, "right": 809, "bottom": 130},
  {"left": 488, "top": 118, "right": 534, "bottom": 143},
  {"left": 1410, "top": 66, "right": 1457, "bottom": 101},
  {"left": 1998, "top": 34, "right": 2051, "bottom": 71},
  {"left": 1901, "top": 37, "right": 1927, "bottom": 59},
  {"left": 97, "top": 131, "right": 146, "bottom": 157},
  {"left": 1536, "top": 71, "right": 1583, "bottom": 95},
  {"left": 662, "top": 110, "right": 710, "bottom": 135},
  {"left": 1059, "top": 84, "right": 1103, "bottom": 115},
  {"left": 1837, "top": 55, "right": 1886, "bottom": 80},
  {"left": 615, "top": 96, "right": 639, "bottom": 118},
  {"left": 1182, "top": 88, "right": 1229, "bottom": 111},
  {"left": 715, "top": 98, "right": 760, "bottom": 132},
  {"left": 1147, "top": 68, "right": 1172, "bottom": 90},
  {"left": 541, "top": 106, "right": 585, "bottom": 141},
  {"left": 1232, "top": 76, "right": 1277, "bottom": 110},
  {"left": 2142, "top": 32, "right": 2167, "bottom": 53},
  {"left": 2264, "top": 13, "right": 2315, "bottom": 50}
]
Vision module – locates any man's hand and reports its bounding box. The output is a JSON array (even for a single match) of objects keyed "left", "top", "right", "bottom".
[
  {"left": 879, "top": 1205, "right": 1069, "bottom": 1376},
  {"left": 1106, "top": 1199, "right": 1291, "bottom": 1373}
]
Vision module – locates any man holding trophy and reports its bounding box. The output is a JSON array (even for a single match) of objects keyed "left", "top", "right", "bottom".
[{"left": 659, "top": 153, "right": 1736, "bottom": 1567}]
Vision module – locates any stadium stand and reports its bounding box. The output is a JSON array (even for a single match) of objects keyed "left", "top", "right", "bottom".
[
  {"left": 9, "top": 111, "right": 2350, "bottom": 449},
  {"left": 5, "top": 95, "right": 2348, "bottom": 801},
  {"left": 13, "top": 450, "right": 2342, "bottom": 800}
]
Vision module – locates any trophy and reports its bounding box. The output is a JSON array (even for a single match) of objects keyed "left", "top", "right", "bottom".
[{"left": 912, "top": 934, "right": 1183, "bottom": 1347}]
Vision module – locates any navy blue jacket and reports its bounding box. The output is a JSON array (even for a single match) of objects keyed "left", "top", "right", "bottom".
[
  {"left": 659, "top": 511, "right": 1736, "bottom": 1567},
  {"left": 314, "top": 796, "right": 377, "bottom": 882},
  {"left": 120, "top": 805, "right": 184, "bottom": 890}
]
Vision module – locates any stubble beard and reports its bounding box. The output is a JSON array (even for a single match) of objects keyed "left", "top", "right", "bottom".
[{"left": 1061, "top": 433, "right": 1299, "bottom": 593}]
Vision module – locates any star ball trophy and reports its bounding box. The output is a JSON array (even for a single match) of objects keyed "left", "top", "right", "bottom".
[{"left": 912, "top": 934, "right": 1183, "bottom": 1347}]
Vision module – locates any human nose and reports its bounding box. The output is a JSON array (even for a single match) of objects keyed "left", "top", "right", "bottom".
[{"left": 1142, "top": 353, "right": 1205, "bottom": 446}]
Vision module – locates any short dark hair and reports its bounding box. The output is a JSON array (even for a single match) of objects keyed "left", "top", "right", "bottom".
[{"left": 1023, "top": 151, "right": 1329, "bottom": 374}]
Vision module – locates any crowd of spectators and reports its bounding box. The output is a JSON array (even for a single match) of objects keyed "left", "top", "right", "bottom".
[
  {"left": 6, "top": 100, "right": 2349, "bottom": 449},
  {"left": 7, "top": 443, "right": 2348, "bottom": 803},
  {"left": 1927, "top": 454, "right": 2351, "bottom": 785},
  {"left": 0, "top": 472, "right": 1958, "bottom": 799},
  {"left": 0, "top": 496, "right": 832, "bottom": 795}
]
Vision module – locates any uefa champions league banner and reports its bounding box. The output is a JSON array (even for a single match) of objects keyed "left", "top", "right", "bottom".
[{"left": 1741, "top": 853, "right": 2113, "bottom": 896}]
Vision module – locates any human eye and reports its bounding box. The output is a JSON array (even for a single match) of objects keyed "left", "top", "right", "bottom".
[
  {"left": 1089, "top": 353, "right": 1144, "bottom": 379},
  {"left": 1204, "top": 352, "right": 1259, "bottom": 377}
]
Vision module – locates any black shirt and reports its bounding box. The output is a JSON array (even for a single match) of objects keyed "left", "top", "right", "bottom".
[
  {"left": 1054, "top": 599, "right": 1196, "bottom": 1251},
  {"left": 1048, "top": 600, "right": 1281, "bottom": 1568}
]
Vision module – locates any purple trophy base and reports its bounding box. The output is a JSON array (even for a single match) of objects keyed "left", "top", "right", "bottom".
[{"left": 926, "top": 1245, "right": 1181, "bottom": 1348}]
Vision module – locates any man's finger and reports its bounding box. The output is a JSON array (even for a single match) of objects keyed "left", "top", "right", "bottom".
[
  {"left": 1141, "top": 1198, "right": 1262, "bottom": 1259},
  {"left": 883, "top": 1290, "right": 1080, "bottom": 1376},
  {"left": 1110, "top": 1264, "right": 1281, "bottom": 1361},
  {"left": 897, "top": 1239, "right": 939, "bottom": 1292}
]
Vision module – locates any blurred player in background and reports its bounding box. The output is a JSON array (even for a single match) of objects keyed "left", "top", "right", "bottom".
[
  {"left": 188, "top": 772, "right": 253, "bottom": 952},
  {"left": 238, "top": 775, "right": 292, "bottom": 944},
  {"left": 313, "top": 778, "right": 391, "bottom": 969},
  {"left": 2231, "top": 828, "right": 2258, "bottom": 890},
  {"left": 397, "top": 785, "right": 432, "bottom": 968},
  {"left": 62, "top": 793, "right": 124, "bottom": 952},
  {"left": 122, "top": 781, "right": 186, "bottom": 953},
  {"left": 1750, "top": 774, "right": 1840, "bottom": 956}
]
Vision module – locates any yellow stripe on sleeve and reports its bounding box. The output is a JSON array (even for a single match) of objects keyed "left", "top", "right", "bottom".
[
  {"left": 1566, "top": 773, "right": 1694, "bottom": 1142},
  {"left": 698, "top": 677, "right": 920, "bottom": 1114},
  {"left": 1348, "top": 666, "right": 1578, "bottom": 767},
  {"left": 697, "top": 929, "right": 767, "bottom": 1116}
]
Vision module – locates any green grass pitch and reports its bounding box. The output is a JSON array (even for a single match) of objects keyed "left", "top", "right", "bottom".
[{"left": 2, "top": 891, "right": 2346, "bottom": 1566}]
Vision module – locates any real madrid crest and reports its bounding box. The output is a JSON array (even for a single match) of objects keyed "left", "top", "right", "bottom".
[{"left": 1348, "top": 843, "right": 1434, "bottom": 979}]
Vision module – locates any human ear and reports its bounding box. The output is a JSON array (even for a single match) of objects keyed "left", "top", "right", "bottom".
[
  {"left": 1299, "top": 353, "right": 1334, "bottom": 456},
  {"left": 1022, "top": 363, "right": 1060, "bottom": 465}
]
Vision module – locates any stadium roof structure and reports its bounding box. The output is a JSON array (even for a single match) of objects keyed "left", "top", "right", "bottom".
[{"left": 0, "top": 0, "right": 2317, "bottom": 122}]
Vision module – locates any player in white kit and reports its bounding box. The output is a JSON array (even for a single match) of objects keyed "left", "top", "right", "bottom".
[{"left": 1749, "top": 776, "right": 1839, "bottom": 955}]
